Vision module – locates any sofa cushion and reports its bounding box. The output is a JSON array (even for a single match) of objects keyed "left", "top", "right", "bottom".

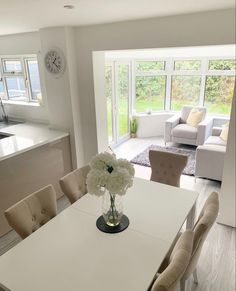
[
  {"left": 204, "top": 136, "right": 226, "bottom": 147},
  {"left": 220, "top": 123, "right": 229, "bottom": 141},
  {"left": 180, "top": 106, "right": 206, "bottom": 123},
  {"left": 186, "top": 109, "right": 204, "bottom": 127},
  {"left": 171, "top": 124, "right": 197, "bottom": 140}
]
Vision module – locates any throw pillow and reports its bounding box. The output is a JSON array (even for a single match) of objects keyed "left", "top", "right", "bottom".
[
  {"left": 220, "top": 122, "right": 229, "bottom": 142},
  {"left": 186, "top": 108, "right": 204, "bottom": 127}
]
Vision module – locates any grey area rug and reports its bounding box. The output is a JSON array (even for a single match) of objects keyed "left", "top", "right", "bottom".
[{"left": 130, "top": 145, "right": 196, "bottom": 176}]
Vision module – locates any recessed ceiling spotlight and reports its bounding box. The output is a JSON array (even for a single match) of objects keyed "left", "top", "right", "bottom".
[{"left": 63, "top": 4, "right": 75, "bottom": 9}]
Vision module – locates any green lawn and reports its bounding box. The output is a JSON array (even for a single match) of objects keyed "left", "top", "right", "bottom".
[{"left": 135, "top": 98, "right": 164, "bottom": 113}]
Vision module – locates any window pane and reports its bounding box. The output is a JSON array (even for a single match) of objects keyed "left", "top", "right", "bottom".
[
  {"left": 105, "top": 66, "right": 113, "bottom": 142},
  {"left": 5, "top": 77, "right": 27, "bottom": 101},
  {"left": 27, "top": 60, "right": 42, "bottom": 101},
  {"left": 0, "top": 79, "right": 4, "bottom": 99},
  {"left": 137, "top": 61, "right": 165, "bottom": 72},
  {"left": 209, "top": 60, "right": 236, "bottom": 70},
  {"left": 204, "top": 76, "right": 235, "bottom": 115},
  {"left": 3, "top": 60, "right": 22, "bottom": 73},
  {"left": 118, "top": 64, "right": 129, "bottom": 137},
  {"left": 171, "top": 76, "right": 201, "bottom": 110},
  {"left": 174, "top": 60, "right": 201, "bottom": 70},
  {"left": 135, "top": 76, "right": 166, "bottom": 112}
]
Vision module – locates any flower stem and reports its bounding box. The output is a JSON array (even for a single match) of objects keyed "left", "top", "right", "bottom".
[{"left": 109, "top": 193, "right": 117, "bottom": 225}]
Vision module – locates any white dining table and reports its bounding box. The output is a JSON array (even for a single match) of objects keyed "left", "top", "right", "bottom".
[{"left": 0, "top": 178, "right": 198, "bottom": 291}]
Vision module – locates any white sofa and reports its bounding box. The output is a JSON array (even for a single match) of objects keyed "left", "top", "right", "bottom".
[
  {"left": 165, "top": 106, "right": 213, "bottom": 146},
  {"left": 195, "top": 127, "right": 227, "bottom": 181}
]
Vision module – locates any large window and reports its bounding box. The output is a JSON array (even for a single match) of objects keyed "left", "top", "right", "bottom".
[
  {"left": 135, "top": 60, "right": 166, "bottom": 113},
  {"left": 171, "top": 76, "right": 201, "bottom": 110},
  {"left": 204, "top": 76, "right": 235, "bottom": 115},
  {"left": 204, "top": 59, "right": 236, "bottom": 115},
  {"left": 0, "top": 56, "right": 42, "bottom": 104},
  {"left": 105, "top": 65, "right": 113, "bottom": 142},
  {"left": 105, "top": 57, "right": 235, "bottom": 144},
  {"left": 133, "top": 58, "right": 235, "bottom": 115}
]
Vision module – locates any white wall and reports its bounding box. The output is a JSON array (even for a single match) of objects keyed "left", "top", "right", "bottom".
[
  {"left": 93, "top": 52, "right": 107, "bottom": 152},
  {"left": 218, "top": 94, "right": 235, "bottom": 227},
  {"left": 135, "top": 113, "right": 174, "bottom": 137},
  {"left": 75, "top": 8, "right": 235, "bottom": 163},
  {"left": 39, "top": 27, "right": 83, "bottom": 168},
  {"left": 0, "top": 32, "right": 49, "bottom": 123},
  {"left": 0, "top": 28, "right": 82, "bottom": 168},
  {"left": 39, "top": 27, "right": 73, "bottom": 130},
  {"left": 64, "top": 27, "right": 85, "bottom": 167},
  {"left": 0, "top": 8, "right": 235, "bottom": 166}
]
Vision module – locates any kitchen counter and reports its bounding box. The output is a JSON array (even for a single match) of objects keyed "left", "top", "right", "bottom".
[
  {"left": 0, "top": 122, "right": 72, "bottom": 236},
  {"left": 0, "top": 122, "right": 69, "bottom": 162}
]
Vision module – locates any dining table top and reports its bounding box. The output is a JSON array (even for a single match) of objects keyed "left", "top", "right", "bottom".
[{"left": 0, "top": 177, "right": 199, "bottom": 291}]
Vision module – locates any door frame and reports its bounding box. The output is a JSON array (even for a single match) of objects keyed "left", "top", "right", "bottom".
[{"left": 107, "top": 60, "right": 132, "bottom": 147}]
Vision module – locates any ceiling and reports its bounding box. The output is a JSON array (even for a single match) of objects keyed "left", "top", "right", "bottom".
[{"left": 0, "top": 0, "right": 235, "bottom": 36}]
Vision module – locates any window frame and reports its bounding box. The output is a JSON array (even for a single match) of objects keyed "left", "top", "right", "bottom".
[
  {"left": 133, "top": 56, "right": 235, "bottom": 115},
  {"left": 134, "top": 58, "right": 168, "bottom": 112},
  {"left": 105, "top": 56, "right": 235, "bottom": 118},
  {"left": 0, "top": 54, "right": 42, "bottom": 104}
]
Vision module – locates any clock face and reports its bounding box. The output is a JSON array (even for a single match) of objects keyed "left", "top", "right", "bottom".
[{"left": 44, "top": 49, "right": 65, "bottom": 75}]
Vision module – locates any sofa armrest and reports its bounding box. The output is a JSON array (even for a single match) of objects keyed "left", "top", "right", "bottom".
[
  {"left": 212, "top": 127, "right": 222, "bottom": 136},
  {"left": 195, "top": 145, "right": 226, "bottom": 181},
  {"left": 164, "top": 115, "right": 180, "bottom": 142},
  {"left": 196, "top": 116, "right": 213, "bottom": 145}
]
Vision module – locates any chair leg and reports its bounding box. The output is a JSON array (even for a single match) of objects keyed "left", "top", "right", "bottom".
[
  {"left": 193, "top": 269, "right": 198, "bottom": 284},
  {"left": 180, "top": 279, "right": 185, "bottom": 291},
  {"left": 194, "top": 176, "right": 197, "bottom": 183}
]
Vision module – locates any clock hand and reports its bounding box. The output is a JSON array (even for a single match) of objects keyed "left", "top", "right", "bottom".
[{"left": 53, "top": 62, "right": 59, "bottom": 69}]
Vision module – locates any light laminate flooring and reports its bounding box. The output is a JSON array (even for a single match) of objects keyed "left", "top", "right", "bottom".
[
  {"left": 114, "top": 137, "right": 235, "bottom": 291},
  {"left": 0, "top": 137, "right": 235, "bottom": 291}
]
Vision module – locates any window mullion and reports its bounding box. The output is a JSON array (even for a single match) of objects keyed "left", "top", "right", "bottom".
[
  {"left": 131, "top": 60, "right": 136, "bottom": 115},
  {"left": 0, "top": 58, "right": 8, "bottom": 100},
  {"left": 23, "top": 58, "right": 32, "bottom": 102},
  {"left": 199, "top": 58, "right": 208, "bottom": 107},
  {"left": 165, "top": 58, "right": 173, "bottom": 111}
]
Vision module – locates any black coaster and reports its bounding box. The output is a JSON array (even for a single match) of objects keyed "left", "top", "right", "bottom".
[{"left": 96, "top": 215, "right": 129, "bottom": 234}]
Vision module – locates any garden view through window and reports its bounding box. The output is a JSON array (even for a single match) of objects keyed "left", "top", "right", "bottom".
[
  {"left": 0, "top": 56, "right": 42, "bottom": 103},
  {"left": 106, "top": 56, "right": 235, "bottom": 142}
]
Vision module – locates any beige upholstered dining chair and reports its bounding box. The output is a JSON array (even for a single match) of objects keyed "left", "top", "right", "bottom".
[
  {"left": 59, "top": 165, "right": 90, "bottom": 204},
  {"left": 179, "top": 191, "right": 219, "bottom": 291},
  {"left": 5, "top": 185, "right": 57, "bottom": 239},
  {"left": 149, "top": 150, "right": 188, "bottom": 187},
  {"left": 151, "top": 230, "right": 194, "bottom": 291}
]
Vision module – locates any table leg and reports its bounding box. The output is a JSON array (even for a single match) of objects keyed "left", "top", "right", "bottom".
[{"left": 186, "top": 202, "right": 196, "bottom": 229}]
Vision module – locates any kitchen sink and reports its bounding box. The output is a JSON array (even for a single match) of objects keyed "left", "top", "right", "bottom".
[
  {"left": 0, "top": 133, "right": 13, "bottom": 140},
  {"left": 0, "top": 120, "right": 23, "bottom": 129}
]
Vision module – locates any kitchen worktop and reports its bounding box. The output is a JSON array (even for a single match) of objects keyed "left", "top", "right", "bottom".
[{"left": 0, "top": 122, "right": 69, "bottom": 162}]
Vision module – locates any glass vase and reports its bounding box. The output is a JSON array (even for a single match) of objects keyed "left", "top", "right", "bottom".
[{"left": 102, "top": 191, "right": 123, "bottom": 227}]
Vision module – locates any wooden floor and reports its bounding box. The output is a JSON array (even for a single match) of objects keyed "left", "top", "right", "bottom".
[
  {"left": 0, "top": 136, "right": 235, "bottom": 291},
  {"left": 114, "top": 137, "right": 236, "bottom": 291}
]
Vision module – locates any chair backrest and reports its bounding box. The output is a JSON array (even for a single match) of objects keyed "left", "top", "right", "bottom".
[
  {"left": 5, "top": 185, "right": 57, "bottom": 239},
  {"left": 149, "top": 150, "right": 188, "bottom": 187},
  {"left": 180, "top": 106, "right": 207, "bottom": 123},
  {"left": 182, "top": 192, "right": 219, "bottom": 280},
  {"left": 151, "top": 230, "right": 194, "bottom": 291},
  {"left": 59, "top": 165, "right": 90, "bottom": 204}
]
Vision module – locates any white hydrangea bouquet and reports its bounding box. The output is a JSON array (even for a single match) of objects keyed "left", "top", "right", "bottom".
[{"left": 86, "top": 152, "right": 135, "bottom": 228}]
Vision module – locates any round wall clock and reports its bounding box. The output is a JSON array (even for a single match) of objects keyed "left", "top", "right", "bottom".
[{"left": 44, "top": 48, "right": 66, "bottom": 77}]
